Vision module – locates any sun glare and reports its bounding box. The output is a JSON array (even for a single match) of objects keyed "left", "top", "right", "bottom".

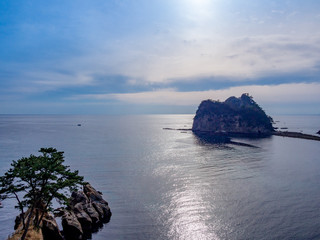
[
  {"left": 187, "top": 0, "right": 212, "bottom": 7},
  {"left": 183, "top": 0, "right": 215, "bottom": 20}
]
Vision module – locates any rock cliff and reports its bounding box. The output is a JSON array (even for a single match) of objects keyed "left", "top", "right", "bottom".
[{"left": 192, "top": 93, "right": 274, "bottom": 136}]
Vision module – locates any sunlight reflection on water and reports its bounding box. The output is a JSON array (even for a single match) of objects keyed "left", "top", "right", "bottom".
[
  {"left": 153, "top": 134, "right": 227, "bottom": 240},
  {"left": 165, "top": 186, "right": 219, "bottom": 240},
  {"left": 1, "top": 115, "right": 320, "bottom": 239}
]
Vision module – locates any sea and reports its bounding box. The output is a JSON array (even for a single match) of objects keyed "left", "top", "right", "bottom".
[{"left": 0, "top": 114, "right": 320, "bottom": 240}]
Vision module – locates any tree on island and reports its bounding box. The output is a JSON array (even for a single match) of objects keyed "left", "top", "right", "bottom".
[{"left": 0, "top": 148, "right": 84, "bottom": 240}]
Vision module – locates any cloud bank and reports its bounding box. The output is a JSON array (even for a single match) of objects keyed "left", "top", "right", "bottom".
[
  {"left": 71, "top": 82, "right": 320, "bottom": 106},
  {"left": 0, "top": 0, "right": 320, "bottom": 114}
]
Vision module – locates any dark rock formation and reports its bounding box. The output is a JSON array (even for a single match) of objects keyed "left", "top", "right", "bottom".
[
  {"left": 11, "top": 184, "right": 111, "bottom": 240},
  {"left": 61, "top": 184, "right": 112, "bottom": 239},
  {"left": 192, "top": 93, "right": 274, "bottom": 137},
  {"left": 317, "top": 130, "right": 320, "bottom": 135},
  {"left": 71, "top": 191, "right": 100, "bottom": 225},
  {"left": 42, "top": 214, "right": 63, "bottom": 240},
  {"left": 84, "top": 184, "right": 111, "bottom": 222},
  {"left": 11, "top": 209, "right": 62, "bottom": 240},
  {"left": 73, "top": 203, "right": 93, "bottom": 233},
  {"left": 62, "top": 211, "right": 83, "bottom": 240}
]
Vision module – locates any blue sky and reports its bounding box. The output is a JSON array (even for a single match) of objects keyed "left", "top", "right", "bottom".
[{"left": 0, "top": 0, "right": 319, "bottom": 114}]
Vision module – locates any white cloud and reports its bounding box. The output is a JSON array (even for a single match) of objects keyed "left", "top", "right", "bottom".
[
  {"left": 4, "top": 0, "right": 320, "bottom": 98},
  {"left": 6, "top": 1, "right": 320, "bottom": 92},
  {"left": 69, "top": 33, "right": 320, "bottom": 85},
  {"left": 10, "top": 71, "right": 95, "bottom": 93},
  {"left": 32, "top": 72, "right": 93, "bottom": 87},
  {"left": 70, "top": 82, "right": 320, "bottom": 106}
]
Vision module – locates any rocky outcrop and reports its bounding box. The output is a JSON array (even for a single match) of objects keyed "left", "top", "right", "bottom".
[
  {"left": 10, "top": 209, "right": 62, "bottom": 240},
  {"left": 192, "top": 93, "right": 274, "bottom": 136},
  {"left": 61, "top": 211, "right": 83, "bottom": 240},
  {"left": 61, "top": 184, "right": 112, "bottom": 239},
  {"left": 72, "top": 203, "right": 92, "bottom": 233},
  {"left": 84, "top": 184, "right": 111, "bottom": 222},
  {"left": 10, "top": 184, "right": 111, "bottom": 240},
  {"left": 317, "top": 130, "right": 320, "bottom": 135},
  {"left": 42, "top": 215, "right": 63, "bottom": 240}
]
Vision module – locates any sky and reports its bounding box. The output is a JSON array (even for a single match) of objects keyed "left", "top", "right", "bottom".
[{"left": 0, "top": 0, "right": 320, "bottom": 115}]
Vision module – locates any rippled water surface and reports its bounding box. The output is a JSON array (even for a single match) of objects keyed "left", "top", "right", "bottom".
[{"left": 0, "top": 115, "right": 320, "bottom": 239}]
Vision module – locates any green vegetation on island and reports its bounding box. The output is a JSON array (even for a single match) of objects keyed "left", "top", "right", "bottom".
[
  {"left": 192, "top": 93, "right": 320, "bottom": 142},
  {"left": 192, "top": 93, "right": 274, "bottom": 136}
]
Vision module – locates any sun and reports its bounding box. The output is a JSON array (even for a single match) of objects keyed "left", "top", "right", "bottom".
[
  {"left": 187, "top": 0, "right": 211, "bottom": 7},
  {"left": 182, "top": 0, "right": 215, "bottom": 21}
]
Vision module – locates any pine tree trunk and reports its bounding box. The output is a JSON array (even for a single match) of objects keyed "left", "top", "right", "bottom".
[
  {"left": 14, "top": 192, "right": 26, "bottom": 229},
  {"left": 21, "top": 204, "right": 35, "bottom": 240}
]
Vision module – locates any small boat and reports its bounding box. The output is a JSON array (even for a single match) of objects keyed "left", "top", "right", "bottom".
[
  {"left": 77, "top": 124, "right": 82, "bottom": 126},
  {"left": 0, "top": 202, "right": 3, "bottom": 208}
]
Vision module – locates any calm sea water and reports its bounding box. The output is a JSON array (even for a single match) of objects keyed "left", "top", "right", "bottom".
[{"left": 0, "top": 114, "right": 320, "bottom": 240}]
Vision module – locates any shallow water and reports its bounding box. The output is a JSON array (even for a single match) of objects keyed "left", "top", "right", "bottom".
[{"left": 0, "top": 114, "right": 320, "bottom": 239}]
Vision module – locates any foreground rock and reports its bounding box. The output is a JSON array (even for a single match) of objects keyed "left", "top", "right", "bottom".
[
  {"left": 62, "top": 184, "right": 112, "bottom": 239},
  {"left": 192, "top": 93, "right": 274, "bottom": 137},
  {"left": 10, "top": 184, "right": 111, "bottom": 240},
  {"left": 9, "top": 208, "right": 62, "bottom": 240},
  {"left": 62, "top": 211, "right": 83, "bottom": 240},
  {"left": 84, "top": 184, "right": 111, "bottom": 222},
  {"left": 41, "top": 214, "right": 64, "bottom": 240}
]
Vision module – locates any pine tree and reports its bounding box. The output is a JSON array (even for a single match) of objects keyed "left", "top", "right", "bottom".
[{"left": 0, "top": 148, "right": 84, "bottom": 240}]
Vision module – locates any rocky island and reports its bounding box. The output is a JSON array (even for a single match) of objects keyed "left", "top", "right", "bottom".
[
  {"left": 192, "top": 93, "right": 320, "bottom": 142},
  {"left": 192, "top": 93, "right": 274, "bottom": 137}
]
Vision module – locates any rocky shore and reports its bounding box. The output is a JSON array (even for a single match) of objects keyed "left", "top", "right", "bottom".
[{"left": 9, "top": 184, "right": 111, "bottom": 240}]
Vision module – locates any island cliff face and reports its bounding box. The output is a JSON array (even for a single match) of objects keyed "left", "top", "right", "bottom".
[{"left": 192, "top": 94, "right": 274, "bottom": 136}]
